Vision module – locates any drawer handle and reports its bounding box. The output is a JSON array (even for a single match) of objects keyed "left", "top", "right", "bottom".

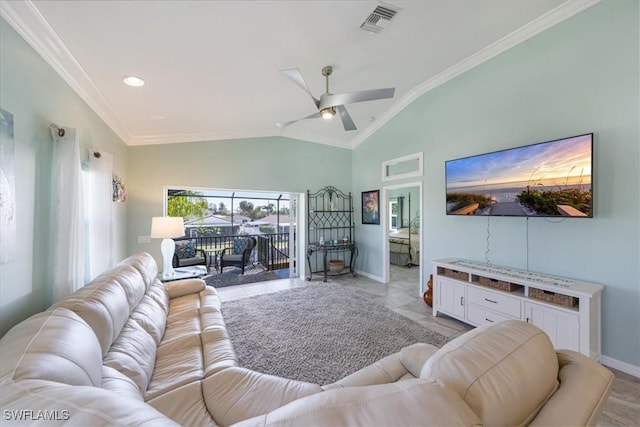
[
  {"left": 485, "top": 318, "right": 494, "bottom": 323},
  {"left": 484, "top": 298, "right": 498, "bottom": 304},
  {"left": 460, "top": 296, "right": 464, "bottom": 306}
]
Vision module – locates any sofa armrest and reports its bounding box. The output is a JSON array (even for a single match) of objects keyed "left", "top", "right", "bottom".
[
  {"left": 529, "top": 350, "right": 614, "bottom": 427},
  {"left": 2, "top": 380, "right": 180, "bottom": 426},
  {"left": 322, "top": 352, "right": 410, "bottom": 390},
  {"left": 400, "top": 342, "right": 439, "bottom": 378},
  {"left": 231, "top": 379, "right": 481, "bottom": 427},
  {"left": 164, "top": 278, "right": 206, "bottom": 299},
  {"left": 202, "top": 367, "right": 322, "bottom": 427}
]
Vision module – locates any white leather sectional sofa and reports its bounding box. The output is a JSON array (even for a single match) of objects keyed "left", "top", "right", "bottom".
[{"left": 0, "top": 252, "right": 613, "bottom": 426}]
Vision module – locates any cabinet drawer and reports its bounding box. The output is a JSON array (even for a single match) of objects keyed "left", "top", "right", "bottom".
[
  {"left": 467, "top": 304, "right": 514, "bottom": 326},
  {"left": 467, "top": 286, "right": 521, "bottom": 318}
]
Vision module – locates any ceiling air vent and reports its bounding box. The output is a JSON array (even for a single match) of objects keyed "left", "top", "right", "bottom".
[{"left": 360, "top": 3, "right": 400, "bottom": 34}]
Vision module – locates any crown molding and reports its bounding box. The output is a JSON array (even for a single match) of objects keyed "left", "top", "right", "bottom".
[
  {"left": 0, "top": 0, "right": 134, "bottom": 144},
  {"left": 128, "top": 127, "right": 353, "bottom": 148},
  {"left": 349, "top": 0, "right": 601, "bottom": 149},
  {"left": 2, "top": 0, "right": 599, "bottom": 149},
  {"left": 129, "top": 128, "right": 281, "bottom": 146},
  {"left": 0, "top": 0, "right": 356, "bottom": 149}
]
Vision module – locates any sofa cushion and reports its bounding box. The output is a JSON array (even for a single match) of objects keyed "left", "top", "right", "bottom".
[
  {"left": 147, "top": 280, "right": 170, "bottom": 314},
  {"left": 126, "top": 252, "right": 160, "bottom": 292},
  {"left": 130, "top": 293, "right": 168, "bottom": 346},
  {"left": 147, "top": 381, "right": 217, "bottom": 426},
  {"left": 103, "top": 320, "right": 157, "bottom": 394},
  {"left": 176, "top": 256, "right": 205, "bottom": 267},
  {"left": 101, "top": 365, "right": 144, "bottom": 401},
  {"left": 145, "top": 334, "right": 204, "bottom": 400},
  {"left": 0, "top": 308, "right": 102, "bottom": 387},
  {"left": 420, "top": 320, "right": 559, "bottom": 427},
  {"left": 201, "top": 328, "right": 239, "bottom": 377},
  {"left": 52, "top": 264, "right": 147, "bottom": 355},
  {"left": 232, "top": 378, "right": 480, "bottom": 427}
]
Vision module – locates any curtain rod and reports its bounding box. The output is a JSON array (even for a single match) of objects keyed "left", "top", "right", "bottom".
[
  {"left": 50, "top": 123, "right": 66, "bottom": 137},
  {"left": 50, "top": 123, "right": 101, "bottom": 158}
]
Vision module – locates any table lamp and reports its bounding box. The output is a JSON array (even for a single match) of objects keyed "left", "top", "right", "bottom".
[{"left": 150, "top": 216, "right": 185, "bottom": 278}]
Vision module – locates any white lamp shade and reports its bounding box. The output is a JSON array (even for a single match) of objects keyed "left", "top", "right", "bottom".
[{"left": 150, "top": 217, "right": 185, "bottom": 239}]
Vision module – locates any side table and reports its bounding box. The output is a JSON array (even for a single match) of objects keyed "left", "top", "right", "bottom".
[
  {"left": 306, "top": 242, "right": 358, "bottom": 282},
  {"left": 158, "top": 266, "right": 208, "bottom": 283}
]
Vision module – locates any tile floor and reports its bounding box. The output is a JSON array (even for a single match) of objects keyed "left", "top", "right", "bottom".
[{"left": 216, "top": 264, "right": 639, "bottom": 426}]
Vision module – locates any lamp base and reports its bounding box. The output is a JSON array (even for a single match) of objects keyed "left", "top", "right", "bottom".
[{"left": 160, "top": 238, "right": 176, "bottom": 278}]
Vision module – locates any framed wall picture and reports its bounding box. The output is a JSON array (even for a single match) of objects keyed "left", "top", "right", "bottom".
[{"left": 362, "top": 190, "right": 380, "bottom": 225}]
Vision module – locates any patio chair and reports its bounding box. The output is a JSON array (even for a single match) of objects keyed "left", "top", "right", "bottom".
[
  {"left": 220, "top": 236, "right": 256, "bottom": 274},
  {"left": 172, "top": 238, "right": 208, "bottom": 268}
]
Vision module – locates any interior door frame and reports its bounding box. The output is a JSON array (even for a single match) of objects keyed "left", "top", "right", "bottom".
[{"left": 381, "top": 181, "right": 423, "bottom": 297}]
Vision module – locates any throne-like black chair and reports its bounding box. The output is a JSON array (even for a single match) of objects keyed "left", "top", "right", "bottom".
[
  {"left": 172, "top": 238, "right": 208, "bottom": 269},
  {"left": 219, "top": 236, "right": 256, "bottom": 275}
]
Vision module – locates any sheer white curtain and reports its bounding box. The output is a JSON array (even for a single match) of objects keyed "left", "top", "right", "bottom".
[
  {"left": 83, "top": 150, "right": 113, "bottom": 281},
  {"left": 50, "top": 125, "right": 115, "bottom": 302},
  {"left": 50, "top": 124, "right": 84, "bottom": 302}
]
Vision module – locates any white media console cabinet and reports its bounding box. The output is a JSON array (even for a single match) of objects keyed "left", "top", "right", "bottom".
[{"left": 432, "top": 258, "right": 603, "bottom": 360}]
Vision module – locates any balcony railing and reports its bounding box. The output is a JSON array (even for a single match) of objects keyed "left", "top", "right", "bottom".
[{"left": 179, "top": 232, "right": 293, "bottom": 272}]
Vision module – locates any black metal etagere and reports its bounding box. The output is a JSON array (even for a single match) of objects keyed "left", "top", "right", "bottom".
[{"left": 306, "top": 186, "right": 358, "bottom": 281}]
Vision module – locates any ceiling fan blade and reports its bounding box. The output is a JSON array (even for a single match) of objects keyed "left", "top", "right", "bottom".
[
  {"left": 280, "top": 68, "right": 320, "bottom": 108},
  {"left": 319, "top": 87, "right": 395, "bottom": 110},
  {"left": 276, "top": 111, "right": 321, "bottom": 128},
  {"left": 336, "top": 105, "right": 357, "bottom": 131}
]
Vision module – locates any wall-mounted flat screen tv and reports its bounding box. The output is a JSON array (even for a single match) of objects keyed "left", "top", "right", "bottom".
[{"left": 445, "top": 133, "right": 593, "bottom": 217}]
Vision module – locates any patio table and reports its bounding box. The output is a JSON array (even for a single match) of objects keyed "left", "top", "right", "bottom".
[{"left": 200, "top": 245, "right": 232, "bottom": 273}]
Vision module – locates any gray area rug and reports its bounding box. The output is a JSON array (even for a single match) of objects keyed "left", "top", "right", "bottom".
[
  {"left": 204, "top": 268, "right": 281, "bottom": 288},
  {"left": 222, "top": 283, "right": 448, "bottom": 385}
]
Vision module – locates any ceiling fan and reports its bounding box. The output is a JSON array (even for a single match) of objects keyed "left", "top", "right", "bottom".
[{"left": 276, "top": 66, "right": 395, "bottom": 131}]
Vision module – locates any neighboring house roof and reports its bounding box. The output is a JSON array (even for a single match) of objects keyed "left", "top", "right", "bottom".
[
  {"left": 259, "top": 215, "right": 291, "bottom": 226},
  {"left": 229, "top": 214, "right": 253, "bottom": 223},
  {"left": 184, "top": 215, "right": 231, "bottom": 227},
  {"left": 184, "top": 213, "right": 290, "bottom": 228}
]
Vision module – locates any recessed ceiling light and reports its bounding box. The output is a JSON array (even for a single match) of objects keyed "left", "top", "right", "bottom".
[{"left": 123, "top": 75, "right": 145, "bottom": 87}]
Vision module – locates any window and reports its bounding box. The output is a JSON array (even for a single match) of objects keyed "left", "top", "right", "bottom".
[
  {"left": 389, "top": 200, "right": 398, "bottom": 230},
  {"left": 382, "top": 152, "right": 423, "bottom": 181}
]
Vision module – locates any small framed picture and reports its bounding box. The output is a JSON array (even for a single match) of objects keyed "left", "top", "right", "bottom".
[{"left": 362, "top": 190, "right": 380, "bottom": 225}]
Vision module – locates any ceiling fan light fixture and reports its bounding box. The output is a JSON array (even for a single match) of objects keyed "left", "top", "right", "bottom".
[{"left": 320, "top": 107, "right": 336, "bottom": 120}]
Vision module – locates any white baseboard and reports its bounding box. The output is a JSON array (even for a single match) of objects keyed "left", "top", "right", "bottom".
[
  {"left": 354, "top": 269, "right": 384, "bottom": 283},
  {"left": 600, "top": 355, "right": 640, "bottom": 378}
]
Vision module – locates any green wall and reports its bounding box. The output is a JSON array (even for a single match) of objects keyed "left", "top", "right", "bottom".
[
  {"left": 127, "top": 137, "right": 352, "bottom": 261},
  {"left": 353, "top": 0, "right": 639, "bottom": 367},
  {"left": 0, "top": 18, "right": 129, "bottom": 336},
  {"left": 1, "top": 0, "right": 638, "bottom": 369}
]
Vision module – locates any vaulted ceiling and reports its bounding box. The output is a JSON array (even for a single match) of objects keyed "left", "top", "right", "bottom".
[{"left": 1, "top": 0, "right": 597, "bottom": 148}]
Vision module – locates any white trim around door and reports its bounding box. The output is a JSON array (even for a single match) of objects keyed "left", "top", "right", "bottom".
[{"left": 381, "top": 181, "right": 423, "bottom": 297}]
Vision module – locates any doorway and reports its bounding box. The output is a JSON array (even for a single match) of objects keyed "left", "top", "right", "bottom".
[
  {"left": 163, "top": 186, "right": 303, "bottom": 283},
  {"left": 381, "top": 181, "right": 423, "bottom": 297}
]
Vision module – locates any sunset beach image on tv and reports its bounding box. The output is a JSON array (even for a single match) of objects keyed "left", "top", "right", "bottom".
[{"left": 445, "top": 133, "right": 593, "bottom": 217}]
